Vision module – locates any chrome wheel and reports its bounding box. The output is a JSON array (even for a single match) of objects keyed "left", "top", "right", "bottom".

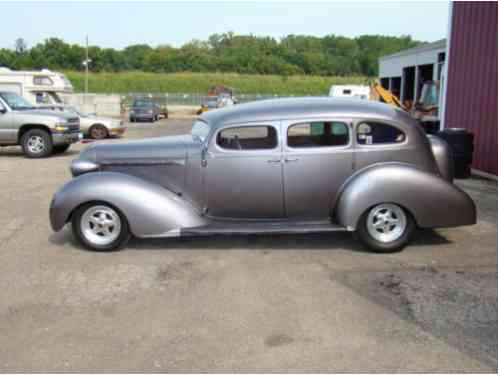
[
  {"left": 80, "top": 205, "right": 122, "bottom": 246},
  {"left": 27, "top": 135, "right": 45, "bottom": 154},
  {"left": 366, "top": 204, "right": 407, "bottom": 243}
]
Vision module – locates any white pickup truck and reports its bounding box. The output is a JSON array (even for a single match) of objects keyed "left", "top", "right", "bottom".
[{"left": 0, "top": 91, "right": 81, "bottom": 158}]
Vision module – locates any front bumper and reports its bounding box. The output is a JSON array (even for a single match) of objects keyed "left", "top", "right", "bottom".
[
  {"left": 52, "top": 131, "right": 82, "bottom": 145},
  {"left": 110, "top": 127, "right": 126, "bottom": 136}
]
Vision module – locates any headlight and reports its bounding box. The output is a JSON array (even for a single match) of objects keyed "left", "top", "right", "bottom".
[
  {"left": 130, "top": 110, "right": 135, "bottom": 114},
  {"left": 55, "top": 123, "right": 68, "bottom": 132},
  {"left": 147, "top": 109, "right": 153, "bottom": 114}
]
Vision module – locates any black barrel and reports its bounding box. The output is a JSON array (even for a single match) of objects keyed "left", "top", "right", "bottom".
[{"left": 436, "top": 128, "right": 474, "bottom": 179}]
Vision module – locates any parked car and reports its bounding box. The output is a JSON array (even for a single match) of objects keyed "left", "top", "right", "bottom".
[
  {"left": 40, "top": 104, "right": 126, "bottom": 140},
  {"left": 67, "top": 107, "right": 125, "bottom": 139},
  {"left": 0, "top": 91, "right": 80, "bottom": 158},
  {"left": 129, "top": 98, "right": 161, "bottom": 123},
  {"left": 50, "top": 98, "right": 476, "bottom": 252}
]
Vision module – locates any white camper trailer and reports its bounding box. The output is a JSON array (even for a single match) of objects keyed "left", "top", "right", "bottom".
[
  {"left": 328, "top": 85, "right": 370, "bottom": 100},
  {"left": 0, "top": 67, "right": 73, "bottom": 106}
]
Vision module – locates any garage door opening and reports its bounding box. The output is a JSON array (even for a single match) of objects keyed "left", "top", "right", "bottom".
[
  {"left": 417, "top": 64, "right": 434, "bottom": 101},
  {"left": 402, "top": 66, "right": 415, "bottom": 106}
]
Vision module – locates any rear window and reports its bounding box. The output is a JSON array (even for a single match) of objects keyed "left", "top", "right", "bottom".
[
  {"left": 357, "top": 122, "right": 406, "bottom": 145},
  {"left": 133, "top": 100, "right": 154, "bottom": 108}
]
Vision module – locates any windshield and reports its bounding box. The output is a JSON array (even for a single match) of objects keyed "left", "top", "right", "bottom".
[
  {"left": 68, "top": 106, "right": 88, "bottom": 117},
  {"left": 0, "top": 92, "right": 35, "bottom": 110},
  {"left": 191, "top": 121, "right": 211, "bottom": 142},
  {"left": 133, "top": 100, "right": 154, "bottom": 108},
  {"left": 421, "top": 83, "right": 439, "bottom": 107}
]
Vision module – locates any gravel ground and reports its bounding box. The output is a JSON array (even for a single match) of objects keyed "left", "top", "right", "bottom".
[{"left": 1, "top": 119, "right": 498, "bottom": 372}]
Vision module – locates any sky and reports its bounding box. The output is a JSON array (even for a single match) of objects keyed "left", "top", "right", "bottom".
[{"left": 0, "top": 1, "right": 450, "bottom": 50}]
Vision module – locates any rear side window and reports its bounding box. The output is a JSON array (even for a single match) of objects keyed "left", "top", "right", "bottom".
[
  {"left": 357, "top": 122, "right": 406, "bottom": 145},
  {"left": 287, "top": 121, "right": 349, "bottom": 148},
  {"left": 217, "top": 126, "right": 277, "bottom": 150}
]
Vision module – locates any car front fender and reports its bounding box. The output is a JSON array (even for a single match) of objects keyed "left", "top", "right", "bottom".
[
  {"left": 334, "top": 163, "right": 476, "bottom": 230},
  {"left": 50, "top": 172, "right": 207, "bottom": 237}
]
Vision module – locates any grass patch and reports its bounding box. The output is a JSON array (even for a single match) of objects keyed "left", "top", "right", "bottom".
[{"left": 66, "top": 71, "right": 369, "bottom": 96}]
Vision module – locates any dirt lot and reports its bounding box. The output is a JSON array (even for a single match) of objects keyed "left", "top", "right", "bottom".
[{"left": 1, "top": 119, "right": 498, "bottom": 372}]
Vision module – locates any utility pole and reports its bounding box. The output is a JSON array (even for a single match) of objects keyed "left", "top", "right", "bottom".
[{"left": 85, "top": 35, "right": 89, "bottom": 101}]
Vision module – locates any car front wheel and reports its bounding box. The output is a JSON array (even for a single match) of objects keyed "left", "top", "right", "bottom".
[
  {"left": 355, "top": 203, "right": 415, "bottom": 253},
  {"left": 72, "top": 203, "right": 131, "bottom": 251},
  {"left": 21, "top": 129, "right": 53, "bottom": 158}
]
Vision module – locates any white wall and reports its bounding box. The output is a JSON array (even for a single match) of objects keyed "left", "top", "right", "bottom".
[{"left": 61, "top": 93, "right": 121, "bottom": 118}]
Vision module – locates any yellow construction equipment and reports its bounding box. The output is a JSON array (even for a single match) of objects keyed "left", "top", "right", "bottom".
[{"left": 370, "top": 81, "right": 407, "bottom": 111}]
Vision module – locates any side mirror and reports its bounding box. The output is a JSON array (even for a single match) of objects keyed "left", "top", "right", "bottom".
[{"left": 0, "top": 108, "right": 6, "bottom": 114}]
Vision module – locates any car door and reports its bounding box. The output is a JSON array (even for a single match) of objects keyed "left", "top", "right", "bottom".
[
  {"left": 0, "top": 99, "right": 15, "bottom": 144},
  {"left": 282, "top": 119, "right": 354, "bottom": 219},
  {"left": 205, "top": 121, "right": 284, "bottom": 219}
]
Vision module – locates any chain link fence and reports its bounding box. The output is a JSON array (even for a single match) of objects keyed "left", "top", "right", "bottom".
[
  {"left": 64, "top": 92, "right": 325, "bottom": 117},
  {"left": 119, "top": 92, "right": 308, "bottom": 107}
]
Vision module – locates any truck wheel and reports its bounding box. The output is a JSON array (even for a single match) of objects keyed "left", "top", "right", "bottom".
[
  {"left": 21, "top": 129, "right": 53, "bottom": 158},
  {"left": 355, "top": 203, "right": 416, "bottom": 253},
  {"left": 89, "top": 124, "right": 108, "bottom": 140},
  {"left": 72, "top": 202, "right": 131, "bottom": 251},
  {"left": 53, "top": 144, "right": 70, "bottom": 154}
]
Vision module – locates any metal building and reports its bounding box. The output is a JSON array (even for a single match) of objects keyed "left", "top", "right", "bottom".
[
  {"left": 444, "top": 2, "right": 498, "bottom": 178},
  {"left": 378, "top": 39, "right": 446, "bottom": 106}
]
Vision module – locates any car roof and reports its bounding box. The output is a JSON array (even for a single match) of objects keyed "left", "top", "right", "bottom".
[{"left": 200, "top": 97, "right": 404, "bottom": 128}]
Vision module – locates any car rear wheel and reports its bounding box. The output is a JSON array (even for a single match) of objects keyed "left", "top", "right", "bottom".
[
  {"left": 21, "top": 129, "right": 53, "bottom": 158},
  {"left": 355, "top": 203, "right": 416, "bottom": 253},
  {"left": 72, "top": 203, "right": 131, "bottom": 251},
  {"left": 89, "top": 124, "right": 109, "bottom": 140}
]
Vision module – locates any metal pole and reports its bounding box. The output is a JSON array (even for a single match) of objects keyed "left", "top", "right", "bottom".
[{"left": 85, "top": 35, "right": 89, "bottom": 103}]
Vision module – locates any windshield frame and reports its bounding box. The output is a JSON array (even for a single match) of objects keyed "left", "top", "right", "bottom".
[
  {"left": 191, "top": 120, "right": 211, "bottom": 143},
  {"left": 0, "top": 92, "right": 35, "bottom": 110}
]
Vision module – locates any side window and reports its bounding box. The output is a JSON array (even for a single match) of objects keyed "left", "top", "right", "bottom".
[
  {"left": 217, "top": 126, "right": 277, "bottom": 150},
  {"left": 357, "top": 122, "right": 406, "bottom": 145},
  {"left": 287, "top": 121, "right": 349, "bottom": 148}
]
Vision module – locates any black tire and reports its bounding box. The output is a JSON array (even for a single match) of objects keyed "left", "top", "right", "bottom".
[
  {"left": 454, "top": 152, "right": 473, "bottom": 165},
  {"left": 454, "top": 164, "right": 471, "bottom": 179},
  {"left": 21, "top": 128, "right": 53, "bottom": 158},
  {"left": 130, "top": 117, "right": 135, "bottom": 123},
  {"left": 355, "top": 203, "right": 416, "bottom": 253},
  {"left": 71, "top": 202, "right": 131, "bottom": 251},
  {"left": 89, "top": 124, "right": 109, "bottom": 140},
  {"left": 52, "top": 144, "right": 70, "bottom": 154}
]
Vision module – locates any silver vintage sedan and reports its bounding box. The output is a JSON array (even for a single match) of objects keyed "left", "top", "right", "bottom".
[{"left": 50, "top": 98, "right": 476, "bottom": 252}]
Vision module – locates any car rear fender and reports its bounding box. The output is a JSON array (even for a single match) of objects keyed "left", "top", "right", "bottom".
[
  {"left": 50, "top": 172, "right": 207, "bottom": 237},
  {"left": 333, "top": 163, "right": 476, "bottom": 230}
]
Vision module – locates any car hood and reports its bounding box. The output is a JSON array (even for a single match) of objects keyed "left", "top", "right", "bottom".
[
  {"left": 77, "top": 135, "right": 199, "bottom": 194},
  {"left": 81, "top": 135, "right": 194, "bottom": 165},
  {"left": 14, "top": 109, "right": 78, "bottom": 121}
]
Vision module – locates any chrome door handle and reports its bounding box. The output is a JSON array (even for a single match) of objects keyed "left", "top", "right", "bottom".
[
  {"left": 267, "top": 159, "right": 281, "bottom": 163},
  {"left": 284, "top": 157, "right": 300, "bottom": 162}
]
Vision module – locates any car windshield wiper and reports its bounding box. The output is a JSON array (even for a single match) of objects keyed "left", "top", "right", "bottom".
[{"left": 14, "top": 106, "right": 37, "bottom": 110}]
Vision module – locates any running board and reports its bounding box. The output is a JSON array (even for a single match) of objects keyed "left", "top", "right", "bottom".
[{"left": 181, "top": 220, "right": 347, "bottom": 236}]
